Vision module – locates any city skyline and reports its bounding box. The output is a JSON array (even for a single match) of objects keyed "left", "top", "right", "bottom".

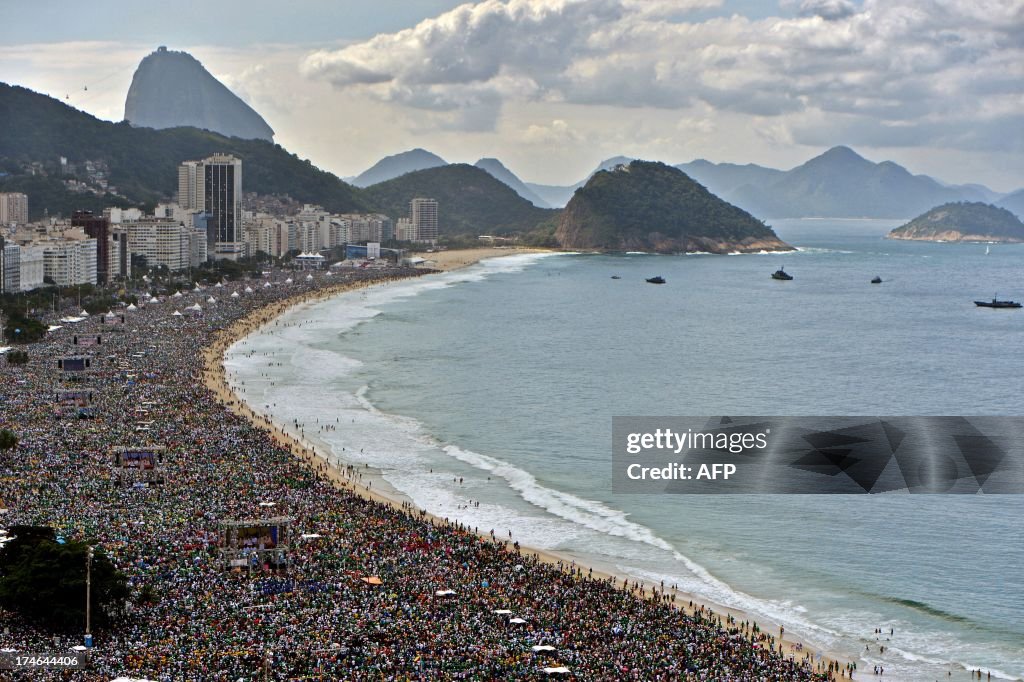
[{"left": 1, "top": 0, "right": 1022, "bottom": 192}]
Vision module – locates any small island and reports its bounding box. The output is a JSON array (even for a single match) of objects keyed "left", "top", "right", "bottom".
[
  {"left": 555, "top": 161, "right": 792, "bottom": 254},
  {"left": 887, "top": 202, "right": 1024, "bottom": 242}
]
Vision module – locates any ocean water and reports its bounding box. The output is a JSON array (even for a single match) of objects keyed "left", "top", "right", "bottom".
[{"left": 225, "top": 220, "right": 1024, "bottom": 681}]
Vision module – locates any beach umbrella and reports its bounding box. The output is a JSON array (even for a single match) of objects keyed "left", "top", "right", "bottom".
[
  {"left": 306, "top": 274, "right": 313, "bottom": 281},
  {"left": 300, "top": 533, "right": 322, "bottom": 540},
  {"left": 509, "top": 617, "right": 527, "bottom": 624},
  {"left": 543, "top": 667, "right": 570, "bottom": 675},
  {"left": 258, "top": 501, "right": 276, "bottom": 507},
  {"left": 493, "top": 609, "right": 512, "bottom": 615},
  {"left": 148, "top": 297, "right": 159, "bottom": 304},
  {"left": 172, "top": 291, "right": 182, "bottom": 298},
  {"left": 230, "top": 291, "right": 240, "bottom": 298},
  {"left": 435, "top": 589, "right": 456, "bottom": 596},
  {"left": 285, "top": 278, "right": 293, "bottom": 284},
  {"left": 215, "top": 282, "right": 223, "bottom": 288},
  {"left": 79, "top": 309, "right": 88, "bottom": 316},
  {"left": 172, "top": 310, "right": 182, "bottom": 316},
  {"left": 263, "top": 282, "right": 272, "bottom": 288},
  {"left": 324, "top": 271, "right": 332, "bottom": 276},
  {"left": 245, "top": 286, "right": 254, "bottom": 293},
  {"left": 532, "top": 645, "right": 556, "bottom": 652},
  {"left": 207, "top": 297, "right": 216, "bottom": 303},
  {"left": 126, "top": 303, "right": 137, "bottom": 310},
  {"left": 187, "top": 303, "right": 201, "bottom": 311},
  {"left": 361, "top": 576, "right": 383, "bottom": 586}
]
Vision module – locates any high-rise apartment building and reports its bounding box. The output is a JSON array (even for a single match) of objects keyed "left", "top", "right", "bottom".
[
  {"left": 410, "top": 198, "right": 438, "bottom": 242},
  {"left": 71, "top": 210, "right": 110, "bottom": 284},
  {"left": 0, "top": 193, "right": 29, "bottom": 226},
  {"left": 178, "top": 154, "right": 242, "bottom": 260},
  {"left": 177, "top": 160, "right": 204, "bottom": 212}
]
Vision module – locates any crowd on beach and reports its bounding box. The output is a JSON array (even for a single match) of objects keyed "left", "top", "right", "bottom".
[{"left": 0, "top": 264, "right": 837, "bottom": 680}]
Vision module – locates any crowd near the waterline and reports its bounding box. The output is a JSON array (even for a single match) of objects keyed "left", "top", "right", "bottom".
[{"left": 0, "top": 266, "right": 837, "bottom": 680}]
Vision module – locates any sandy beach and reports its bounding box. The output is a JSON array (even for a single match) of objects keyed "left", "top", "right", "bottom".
[{"left": 203, "top": 246, "right": 845, "bottom": 672}]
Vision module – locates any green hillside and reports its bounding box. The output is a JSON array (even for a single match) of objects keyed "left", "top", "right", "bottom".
[
  {"left": 888, "top": 202, "right": 1024, "bottom": 242},
  {"left": 362, "top": 164, "right": 556, "bottom": 235},
  {"left": 0, "top": 83, "right": 368, "bottom": 218},
  {"left": 555, "top": 161, "right": 790, "bottom": 253}
]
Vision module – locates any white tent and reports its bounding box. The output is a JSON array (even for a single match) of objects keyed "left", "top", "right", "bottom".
[
  {"left": 215, "top": 282, "right": 223, "bottom": 288},
  {"left": 244, "top": 286, "right": 254, "bottom": 293},
  {"left": 126, "top": 303, "right": 138, "bottom": 310},
  {"left": 79, "top": 309, "right": 88, "bottom": 316},
  {"left": 306, "top": 274, "right": 313, "bottom": 281},
  {"left": 148, "top": 297, "right": 160, "bottom": 304},
  {"left": 172, "top": 310, "right": 183, "bottom": 316},
  {"left": 285, "top": 278, "right": 293, "bottom": 284},
  {"left": 263, "top": 282, "right": 272, "bottom": 288},
  {"left": 230, "top": 291, "right": 240, "bottom": 298},
  {"left": 172, "top": 291, "right": 183, "bottom": 298},
  {"left": 207, "top": 297, "right": 216, "bottom": 303},
  {"left": 324, "top": 271, "right": 332, "bottom": 276},
  {"left": 187, "top": 303, "right": 202, "bottom": 311}
]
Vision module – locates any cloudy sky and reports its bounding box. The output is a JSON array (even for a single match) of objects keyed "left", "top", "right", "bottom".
[{"left": 2, "top": 0, "right": 1022, "bottom": 191}]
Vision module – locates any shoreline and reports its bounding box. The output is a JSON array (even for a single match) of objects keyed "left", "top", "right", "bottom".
[{"left": 204, "top": 248, "right": 849, "bottom": 675}]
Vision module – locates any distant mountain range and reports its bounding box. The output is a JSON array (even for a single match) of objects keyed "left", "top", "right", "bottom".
[
  {"left": 556, "top": 161, "right": 790, "bottom": 254},
  {"left": 887, "top": 202, "right": 1024, "bottom": 243},
  {"left": 124, "top": 47, "right": 274, "bottom": 142},
  {"left": 355, "top": 146, "right": 1023, "bottom": 220}
]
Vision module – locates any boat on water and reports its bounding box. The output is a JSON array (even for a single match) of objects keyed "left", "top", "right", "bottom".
[
  {"left": 871, "top": 276, "right": 883, "bottom": 284},
  {"left": 611, "top": 275, "right": 621, "bottom": 279},
  {"left": 771, "top": 267, "right": 793, "bottom": 281},
  {"left": 975, "top": 296, "right": 1021, "bottom": 309},
  {"left": 646, "top": 276, "right": 666, "bottom": 284}
]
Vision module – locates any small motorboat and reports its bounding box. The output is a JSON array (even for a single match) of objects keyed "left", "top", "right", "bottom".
[
  {"left": 771, "top": 267, "right": 793, "bottom": 281},
  {"left": 646, "top": 276, "right": 666, "bottom": 284},
  {"left": 871, "top": 276, "right": 882, "bottom": 284},
  {"left": 611, "top": 275, "right": 621, "bottom": 279},
  {"left": 975, "top": 296, "right": 1021, "bottom": 309}
]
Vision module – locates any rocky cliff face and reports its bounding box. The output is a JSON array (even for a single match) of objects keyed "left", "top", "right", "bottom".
[
  {"left": 555, "top": 161, "right": 792, "bottom": 254},
  {"left": 124, "top": 47, "right": 274, "bottom": 142}
]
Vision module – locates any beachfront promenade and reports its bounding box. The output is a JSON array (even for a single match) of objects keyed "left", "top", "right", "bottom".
[{"left": 0, "top": 265, "right": 834, "bottom": 680}]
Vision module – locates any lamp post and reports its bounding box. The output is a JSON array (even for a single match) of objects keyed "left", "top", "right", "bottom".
[{"left": 84, "top": 546, "right": 93, "bottom": 648}]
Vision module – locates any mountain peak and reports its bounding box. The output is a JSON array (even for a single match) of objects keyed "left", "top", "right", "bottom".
[
  {"left": 814, "top": 145, "right": 869, "bottom": 165},
  {"left": 124, "top": 47, "right": 274, "bottom": 141},
  {"left": 352, "top": 148, "right": 447, "bottom": 187},
  {"left": 474, "top": 158, "right": 551, "bottom": 208}
]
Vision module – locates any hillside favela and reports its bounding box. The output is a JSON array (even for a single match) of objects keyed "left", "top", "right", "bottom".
[{"left": 0, "top": 2, "right": 1022, "bottom": 681}]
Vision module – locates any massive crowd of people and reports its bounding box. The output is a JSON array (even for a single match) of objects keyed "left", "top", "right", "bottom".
[{"left": 0, "top": 265, "right": 836, "bottom": 680}]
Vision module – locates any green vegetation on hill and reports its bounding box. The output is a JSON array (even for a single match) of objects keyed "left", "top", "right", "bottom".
[
  {"left": 555, "top": 161, "right": 790, "bottom": 253},
  {"left": 888, "top": 202, "right": 1024, "bottom": 242},
  {"left": 0, "top": 83, "right": 368, "bottom": 218},
  {"left": 362, "top": 164, "right": 556, "bottom": 236}
]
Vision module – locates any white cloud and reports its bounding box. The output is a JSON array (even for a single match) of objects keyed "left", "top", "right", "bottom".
[{"left": 299, "top": 0, "right": 1024, "bottom": 156}]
